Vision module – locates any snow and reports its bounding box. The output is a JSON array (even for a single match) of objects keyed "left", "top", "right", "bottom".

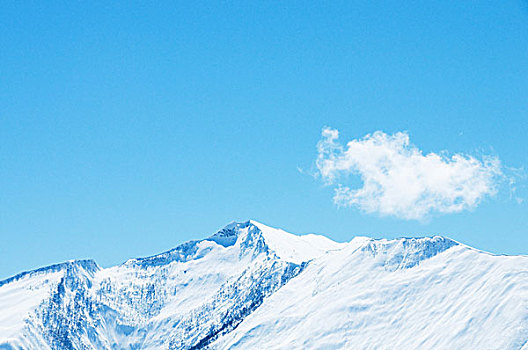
[
  {"left": 1, "top": 220, "right": 527, "bottom": 349},
  {"left": 215, "top": 239, "right": 528, "bottom": 349},
  {"left": 249, "top": 220, "right": 346, "bottom": 263},
  {"left": 0, "top": 270, "right": 63, "bottom": 348}
]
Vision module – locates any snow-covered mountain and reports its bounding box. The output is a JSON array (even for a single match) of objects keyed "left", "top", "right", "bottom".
[{"left": 1, "top": 220, "right": 527, "bottom": 349}]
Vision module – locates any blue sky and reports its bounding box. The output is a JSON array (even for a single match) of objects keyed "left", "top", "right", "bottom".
[{"left": 1, "top": 1, "right": 527, "bottom": 279}]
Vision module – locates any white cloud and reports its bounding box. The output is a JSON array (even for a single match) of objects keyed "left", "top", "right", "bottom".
[{"left": 316, "top": 127, "right": 503, "bottom": 220}]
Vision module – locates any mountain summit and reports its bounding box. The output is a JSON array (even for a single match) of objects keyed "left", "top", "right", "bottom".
[{"left": 1, "top": 221, "right": 527, "bottom": 349}]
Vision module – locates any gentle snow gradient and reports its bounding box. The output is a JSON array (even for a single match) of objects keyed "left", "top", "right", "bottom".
[{"left": 316, "top": 127, "right": 502, "bottom": 220}]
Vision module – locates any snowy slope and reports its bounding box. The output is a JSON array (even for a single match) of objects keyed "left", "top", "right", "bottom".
[
  {"left": 1, "top": 221, "right": 527, "bottom": 349},
  {"left": 215, "top": 237, "right": 528, "bottom": 349}
]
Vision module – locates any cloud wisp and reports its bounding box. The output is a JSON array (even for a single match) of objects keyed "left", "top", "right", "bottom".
[{"left": 316, "top": 128, "right": 503, "bottom": 220}]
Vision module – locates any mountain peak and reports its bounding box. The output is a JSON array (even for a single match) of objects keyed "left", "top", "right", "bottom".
[
  {"left": 248, "top": 220, "right": 347, "bottom": 264},
  {"left": 206, "top": 220, "right": 252, "bottom": 247}
]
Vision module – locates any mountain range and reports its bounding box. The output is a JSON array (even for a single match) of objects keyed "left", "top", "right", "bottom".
[{"left": 1, "top": 220, "right": 527, "bottom": 349}]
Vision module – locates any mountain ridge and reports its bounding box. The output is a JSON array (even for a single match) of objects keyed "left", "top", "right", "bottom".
[
  {"left": 1, "top": 220, "right": 469, "bottom": 284},
  {"left": 1, "top": 220, "right": 527, "bottom": 349}
]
